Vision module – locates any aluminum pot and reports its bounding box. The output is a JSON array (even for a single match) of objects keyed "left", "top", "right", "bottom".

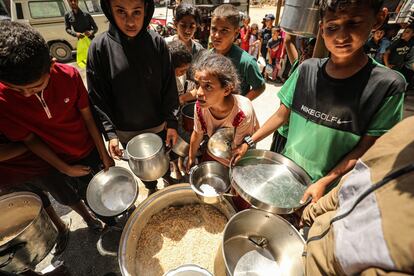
[
  {"left": 214, "top": 209, "right": 305, "bottom": 276},
  {"left": 0, "top": 192, "right": 58, "bottom": 274},
  {"left": 181, "top": 102, "right": 195, "bottom": 133},
  {"left": 164, "top": 264, "right": 213, "bottom": 276},
  {"left": 118, "top": 184, "right": 236, "bottom": 276},
  {"left": 123, "top": 133, "right": 169, "bottom": 181},
  {"left": 189, "top": 161, "right": 231, "bottom": 205},
  {"left": 87, "top": 166, "right": 138, "bottom": 217},
  {"left": 280, "top": 0, "right": 320, "bottom": 37}
]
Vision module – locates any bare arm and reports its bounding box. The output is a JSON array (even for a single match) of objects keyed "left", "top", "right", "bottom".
[
  {"left": 186, "top": 131, "right": 204, "bottom": 172},
  {"left": 284, "top": 34, "right": 299, "bottom": 65},
  {"left": 79, "top": 107, "right": 114, "bottom": 170},
  {"left": 383, "top": 50, "right": 392, "bottom": 68},
  {"left": 0, "top": 143, "right": 27, "bottom": 162},
  {"left": 301, "top": 135, "right": 378, "bottom": 203},
  {"left": 245, "top": 83, "right": 266, "bottom": 101},
  {"left": 22, "top": 133, "right": 91, "bottom": 177}
]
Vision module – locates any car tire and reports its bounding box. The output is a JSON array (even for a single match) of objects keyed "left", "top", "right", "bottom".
[{"left": 49, "top": 41, "right": 72, "bottom": 63}]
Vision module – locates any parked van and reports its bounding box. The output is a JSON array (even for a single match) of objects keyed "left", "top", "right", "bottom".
[{"left": 9, "top": 0, "right": 108, "bottom": 62}]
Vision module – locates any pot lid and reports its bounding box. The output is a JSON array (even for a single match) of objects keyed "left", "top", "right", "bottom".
[
  {"left": 207, "top": 128, "right": 234, "bottom": 161},
  {"left": 230, "top": 149, "right": 312, "bottom": 214}
]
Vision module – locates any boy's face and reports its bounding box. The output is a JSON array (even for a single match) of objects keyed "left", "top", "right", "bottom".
[
  {"left": 373, "top": 29, "right": 385, "bottom": 41},
  {"left": 175, "top": 15, "right": 197, "bottom": 43},
  {"left": 3, "top": 72, "right": 51, "bottom": 97},
  {"left": 272, "top": 30, "right": 280, "bottom": 39},
  {"left": 321, "top": 4, "right": 386, "bottom": 60},
  {"left": 175, "top": 63, "right": 190, "bottom": 77},
  {"left": 110, "top": 0, "right": 145, "bottom": 38},
  {"left": 68, "top": 0, "right": 79, "bottom": 10},
  {"left": 265, "top": 19, "right": 273, "bottom": 28},
  {"left": 194, "top": 70, "right": 231, "bottom": 108},
  {"left": 401, "top": 28, "right": 414, "bottom": 41},
  {"left": 211, "top": 17, "right": 239, "bottom": 53}
]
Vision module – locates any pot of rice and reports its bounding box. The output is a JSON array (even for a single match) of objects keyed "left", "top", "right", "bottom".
[{"left": 118, "top": 184, "right": 236, "bottom": 276}]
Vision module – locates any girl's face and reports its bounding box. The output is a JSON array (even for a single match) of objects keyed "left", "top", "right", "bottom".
[
  {"left": 175, "top": 15, "right": 197, "bottom": 42},
  {"left": 252, "top": 27, "right": 258, "bottom": 35},
  {"left": 111, "top": 0, "right": 145, "bottom": 38},
  {"left": 194, "top": 70, "right": 231, "bottom": 108}
]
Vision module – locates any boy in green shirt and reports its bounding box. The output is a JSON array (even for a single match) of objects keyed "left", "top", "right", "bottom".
[
  {"left": 210, "top": 4, "right": 266, "bottom": 101},
  {"left": 234, "top": 0, "right": 405, "bottom": 203}
]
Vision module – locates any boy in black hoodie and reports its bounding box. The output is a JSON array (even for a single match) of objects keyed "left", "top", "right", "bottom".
[{"left": 87, "top": 0, "right": 179, "bottom": 194}]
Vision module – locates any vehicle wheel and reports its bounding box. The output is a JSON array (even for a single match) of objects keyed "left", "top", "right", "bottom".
[{"left": 49, "top": 42, "right": 72, "bottom": 63}]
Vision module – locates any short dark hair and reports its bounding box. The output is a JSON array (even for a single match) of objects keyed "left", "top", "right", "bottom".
[
  {"left": 212, "top": 4, "right": 240, "bottom": 29},
  {"left": 0, "top": 21, "right": 51, "bottom": 85},
  {"left": 175, "top": 3, "right": 201, "bottom": 25},
  {"left": 319, "top": 0, "right": 384, "bottom": 18},
  {"left": 168, "top": 40, "right": 192, "bottom": 69},
  {"left": 192, "top": 51, "right": 240, "bottom": 94}
]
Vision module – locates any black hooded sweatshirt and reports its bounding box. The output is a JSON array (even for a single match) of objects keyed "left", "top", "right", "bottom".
[{"left": 87, "top": 0, "right": 179, "bottom": 140}]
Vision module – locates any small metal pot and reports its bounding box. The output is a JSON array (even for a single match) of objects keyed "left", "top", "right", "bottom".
[
  {"left": 207, "top": 128, "right": 234, "bottom": 165},
  {"left": 214, "top": 209, "right": 305, "bottom": 276},
  {"left": 189, "top": 161, "right": 232, "bottom": 205},
  {"left": 87, "top": 166, "right": 138, "bottom": 217},
  {"left": 164, "top": 264, "right": 213, "bottom": 276},
  {"left": 181, "top": 102, "right": 195, "bottom": 133},
  {"left": 0, "top": 192, "right": 58, "bottom": 274},
  {"left": 280, "top": 0, "right": 320, "bottom": 37},
  {"left": 123, "top": 133, "right": 170, "bottom": 181}
]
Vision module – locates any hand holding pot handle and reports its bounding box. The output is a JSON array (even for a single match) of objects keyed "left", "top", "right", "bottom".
[
  {"left": 108, "top": 138, "right": 123, "bottom": 160},
  {"left": 165, "top": 128, "right": 178, "bottom": 148}
]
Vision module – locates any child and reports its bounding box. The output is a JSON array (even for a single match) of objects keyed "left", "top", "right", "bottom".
[
  {"left": 259, "top": 14, "right": 275, "bottom": 60},
  {"left": 266, "top": 27, "right": 284, "bottom": 81},
  {"left": 248, "top": 23, "right": 261, "bottom": 59},
  {"left": 87, "top": 0, "right": 179, "bottom": 194},
  {"left": 240, "top": 14, "right": 251, "bottom": 52},
  {"left": 211, "top": 4, "right": 265, "bottom": 101},
  {"left": 165, "top": 3, "right": 204, "bottom": 55},
  {"left": 168, "top": 39, "right": 193, "bottom": 101},
  {"left": 233, "top": 0, "right": 405, "bottom": 203},
  {"left": 186, "top": 52, "right": 259, "bottom": 170},
  {"left": 384, "top": 25, "right": 414, "bottom": 71},
  {"left": 0, "top": 21, "right": 113, "bottom": 228},
  {"left": 364, "top": 27, "right": 385, "bottom": 61}
]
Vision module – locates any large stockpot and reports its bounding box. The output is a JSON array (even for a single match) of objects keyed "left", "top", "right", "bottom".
[
  {"left": 181, "top": 102, "right": 195, "bottom": 133},
  {"left": 123, "top": 133, "right": 169, "bottom": 181},
  {"left": 0, "top": 192, "right": 58, "bottom": 274},
  {"left": 118, "top": 184, "right": 236, "bottom": 276},
  {"left": 214, "top": 209, "right": 305, "bottom": 276},
  {"left": 280, "top": 0, "right": 320, "bottom": 37}
]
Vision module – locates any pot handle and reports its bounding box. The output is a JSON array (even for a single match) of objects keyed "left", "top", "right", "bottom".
[
  {"left": 189, "top": 164, "right": 198, "bottom": 176},
  {"left": 0, "top": 242, "right": 26, "bottom": 268},
  {"left": 120, "top": 150, "right": 129, "bottom": 162},
  {"left": 97, "top": 229, "right": 117, "bottom": 257}
]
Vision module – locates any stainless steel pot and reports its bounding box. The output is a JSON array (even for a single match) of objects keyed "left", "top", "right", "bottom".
[
  {"left": 0, "top": 192, "right": 58, "bottom": 274},
  {"left": 123, "top": 133, "right": 169, "bottom": 181},
  {"left": 118, "top": 184, "right": 236, "bottom": 276},
  {"left": 230, "top": 149, "right": 312, "bottom": 214},
  {"left": 280, "top": 0, "right": 320, "bottom": 37},
  {"left": 207, "top": 128, "right": 234, "bottom": 164},
  {"left": 87, "top": 166, "right": 138, "bottom": 217},
  {"left": 189, "top": 161, "right": 231, "bottom": 205},
  {"left": 214, "top": 209, "right": 305, "bottom": 276},
  {"left": 164, "top": 264, "right": 213, "bottom": 276}
]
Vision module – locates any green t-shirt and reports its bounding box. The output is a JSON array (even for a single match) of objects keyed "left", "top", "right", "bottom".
[
  {"left": 223, "top": 45, "right": 265, "bottom": 96},
  {"left": 278, "top": 58, "right": 405, "bottom": 182}
]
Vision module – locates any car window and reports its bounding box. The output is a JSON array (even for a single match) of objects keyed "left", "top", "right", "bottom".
[
  {"left": 28, "top": 0, "right": 66, "bottom": 18},
  {"left": 78, "top": 0, "right": 101, "bottom": 13}
]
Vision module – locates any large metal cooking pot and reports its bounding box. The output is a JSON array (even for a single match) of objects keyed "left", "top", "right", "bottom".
[
  {"left": 87, "top": 166, "right": 138, "bottom": 217},
  {"left": 118, "top": 184, "right": 236, "bottom": 276},
  {"left": 123, "top": 133, "right": 169, "bottom": 181},
  {"left": 230, "top": 149, "right": 312, "bottom": 214},
  {"left": 214, "top": 209, "right": 305, "bottom": 276},
  {"left": 181, "top": 102, "right": 195, "bottom": 133},
  {"left": 280, "top": 0, "right": 320, "bottom": 37},
  {"left": 0, "top": 192, "right": 58, "bottom": 274}
]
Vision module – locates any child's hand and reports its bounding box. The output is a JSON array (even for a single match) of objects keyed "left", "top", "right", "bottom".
[
  {"left": 186, "top": 157, "right": 195, "bottom": 174},
  {"left": 63, "top": 164, "right": 91, "bottom": 177},
  {"left": 232, "top": 143, "right": 249, "bottom": 166},
  {"left": 102, "top": 154, "right": 115, "bottom": 171},
  {"left": 166, "top": 128, "right": 178, "bottom": 147},
  {"left": 108, "top": 138, "right": 123, "bottom": 160},
  {"left": 300, "top": 180, "right": 326, "bottom": 204}
]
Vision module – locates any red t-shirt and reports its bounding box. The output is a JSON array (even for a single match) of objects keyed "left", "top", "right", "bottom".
[
  {"left": 240, "top": 26, "right": 250, "bottom": 51},
  {"left": 0, "top": 63, "right": 95, "bottom": 163}
]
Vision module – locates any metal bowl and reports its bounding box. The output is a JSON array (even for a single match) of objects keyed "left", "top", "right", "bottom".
[
  {"left": 189, "top": 162, "right": 231, "bottom": 205},
  {"left": 164, "top": 264, "right": 213, "bottom": 276},
  {"left": 207, "top": 128, "right": 234, "bottom": 162},
  {"left": 230, "top": 149, "right": 312, "bottom": 214},
  {"left": 87, "top": 166, "right": 138, "bottom": 217},
  {"left": 215, "top": 209, "right": 305, "bottom": 275},
  {"left": 118, "top": 184, "right": 236, "bottom": 276}
]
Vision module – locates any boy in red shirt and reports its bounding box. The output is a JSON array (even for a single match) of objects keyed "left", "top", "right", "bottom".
[{"left": 0, "top": 21, "right": 114, "bottom": 226}]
